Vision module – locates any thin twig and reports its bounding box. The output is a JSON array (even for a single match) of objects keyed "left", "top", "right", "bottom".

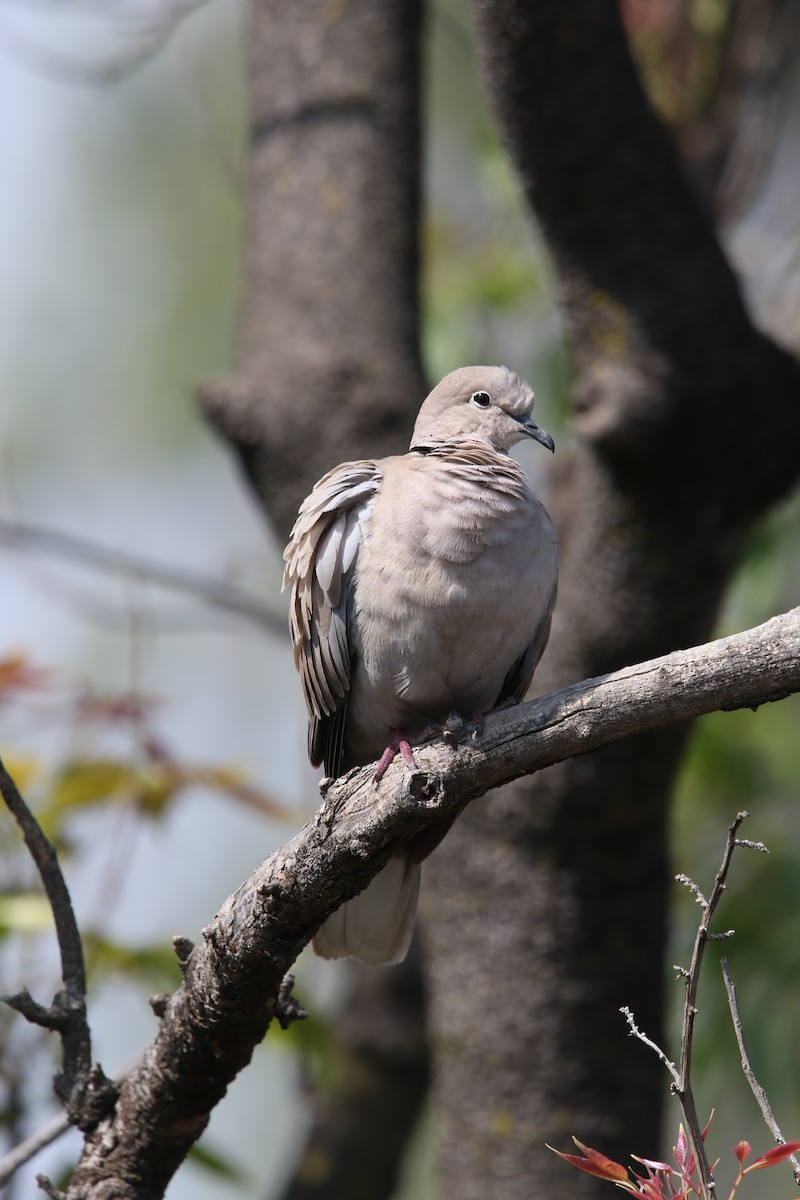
[
  {"left": 673, "top": 811, "right": 751, "bottom": 1200},
  {"left": 0, "top": 760, "right": 89, "bottom": 1056},
  {"left": 0, "top": 519, "right": 284, "bottom": 635},
  {"left": 675, "top": 874, "right": 708, "bottom": 907},
  {"left": 0, "top": 1110, "right": 71, "bottom": 1189},
  {"left": 0, "top": 759, "right": 116, "bottom": 1127},
  {"left": 620, "top": 1006, "right": 679, "bottom": 1083},
  {"left": 35, "top": 1174, "right": 65, "bottom": 1200},
  {"left": 626, "top": 815, "right": 755, "bottom": 1199},
  {"left": 0, "top": 1057, "right": 140, "bottom": 1188},
  {"left": 721, "top": 957, "right": 800, "bottom": 1187}
]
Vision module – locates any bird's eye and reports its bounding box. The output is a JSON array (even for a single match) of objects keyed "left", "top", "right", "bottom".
[{"left": 470, "top": 391, "right": 492, "bottom": 409}]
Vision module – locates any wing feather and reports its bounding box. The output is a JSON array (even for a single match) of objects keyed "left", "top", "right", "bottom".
[
  {"left": 283, "top": 460, "right": 381, "bottom": 775},
  {"left": 496, "top": 583, "right": 557, "bottom": 706}
]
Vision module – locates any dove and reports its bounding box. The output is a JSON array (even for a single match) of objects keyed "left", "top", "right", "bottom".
[{"left": 283, "top": 365, "right": 557, "bottom": 964}]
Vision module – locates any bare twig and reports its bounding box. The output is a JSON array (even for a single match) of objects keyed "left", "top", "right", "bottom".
[
  {"left": 35, "top": 1174, "right": 66, "bottom": 1200},
  {"left": 0, "top": 1058, "right": 140, "bottom": 1188},
  {"left": 0, "top": 519, "right": 284, "bottom": 635},
  {"left": 0, "top": 759, "right": 116, "bottom": 1129},
  {"left": 0, "top": 761, "right": 88, "bottom": 1051},
  {"left": 675, "top": 874, "right": 708, "bottom": 907},
  {"left": 619, "top": 1006, "right": 679, "bottom": 1083},
  {"left": 671, "top": 812, "right": 752, "bottom": 1199},
  {"left": 721, "top": 957, "right": 800, "bottom": 1188},
  {"left": 0, "top": 1110, "right": 71, "bottom": 1189},
  {"left": 625, "top": 813, "right": 765, "bottom": 1200}
]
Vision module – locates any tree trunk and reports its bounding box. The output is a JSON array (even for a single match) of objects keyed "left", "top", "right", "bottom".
[{"left": 199, "top": 0, "right": 426, "bottom": 532}]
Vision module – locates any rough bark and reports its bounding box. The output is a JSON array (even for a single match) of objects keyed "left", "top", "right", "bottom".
[
  {"left": 61, "top": 610, "right": 800, "bottom": 1197},
  {"left": 423, "top": 2, "right": 800, "bottom": 1196}
]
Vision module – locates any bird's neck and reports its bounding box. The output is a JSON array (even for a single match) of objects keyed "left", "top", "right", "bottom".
[{"left": 408, "top": 439, "right": 530, "bottom": 502}]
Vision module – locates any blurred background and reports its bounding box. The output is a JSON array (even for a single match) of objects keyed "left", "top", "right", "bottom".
[{"left": 0, "top": 1, "right": 798, "bottom": 1197}]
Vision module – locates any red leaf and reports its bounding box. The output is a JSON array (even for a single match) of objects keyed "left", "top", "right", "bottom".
[
  {"left": 547, "top": 1140, "right": 631, "bottom": 1184},
  {"left": 734, "top": 1141, "right": 751, "bottom": 1165},
  {"left": 749, "top": 1140, "right": 800, "bottom": 1170},
  {"left": 639, "top": 1181, "right": 666, "bottom": 1200},
  {"left": 674, "top": 1126, "right": 689, "bottom": 1171},
  {"left": 0, "top": 654, "right": 52, "bottom": 695},
  {"left": 573, "top": 1138, "right": 632, "bottom": 1180},
  {"left": 632, "top": 1155, "right": 672, "bottom": 1172}
]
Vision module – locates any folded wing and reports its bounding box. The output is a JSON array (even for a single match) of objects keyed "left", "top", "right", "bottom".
[{"left": 283, "top": 459, "right": 382, "bottom": 777}]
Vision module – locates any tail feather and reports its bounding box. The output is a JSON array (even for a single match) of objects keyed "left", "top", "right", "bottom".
[{"left": 313, "top": 856, "right": 421, "bottom": 966}]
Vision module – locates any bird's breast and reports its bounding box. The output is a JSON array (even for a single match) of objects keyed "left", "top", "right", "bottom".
[{"left": 344, "top": 450, "right": 557, "bottom": 757}]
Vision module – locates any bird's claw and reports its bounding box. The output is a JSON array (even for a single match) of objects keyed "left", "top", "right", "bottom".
[
  {"left": 441, "top": 711, "right": 465, "bottom": 745},
  {"left": 373, "top": 731, "right": 417, "bottom": 784}
]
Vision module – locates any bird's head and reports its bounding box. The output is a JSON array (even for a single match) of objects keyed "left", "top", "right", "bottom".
[{"left": 410, "top": 365, "right": 555, "bottom": 455}]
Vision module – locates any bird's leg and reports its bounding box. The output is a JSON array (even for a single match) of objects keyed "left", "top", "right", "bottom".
[
  {"left": 438, "top": 709, "right": 483, "bottom": 743},
  {"left": 373, "top": 730, "right": 417, "bottom": 783},
  {"left": 468, "top": 710, "right": 485, "bottom": 740},
  {"left": 440, "top": 711, "right": 466, "bottom": 746}
]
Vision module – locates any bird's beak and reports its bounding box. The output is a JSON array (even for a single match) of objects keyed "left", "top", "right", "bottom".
[{"left": 519, "top": 416, "right": 555, "bottom": 453}]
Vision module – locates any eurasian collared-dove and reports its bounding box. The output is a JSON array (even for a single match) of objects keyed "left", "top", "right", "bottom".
[{"left": 283, "top": 365, "right": 558, "bottom": 965}]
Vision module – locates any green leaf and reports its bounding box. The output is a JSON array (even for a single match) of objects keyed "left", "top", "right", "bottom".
[
  {"left": 0, "top": 892, "right": 53, "bottom": 934},
  {"left": 42, "top": 758, "right": 178, "bottom": 828},
  {"left": 83, "top": 933, "right": 179, "bottom": 988}
]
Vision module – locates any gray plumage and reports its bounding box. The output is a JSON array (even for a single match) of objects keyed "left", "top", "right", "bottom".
[{"left": 283, "top": 366, "right": 558, "bottom": 965}]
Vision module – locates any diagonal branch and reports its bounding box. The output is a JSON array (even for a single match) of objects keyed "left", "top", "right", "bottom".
[
  {"left": 0, "top": 518, "right": 284, "bottom": 635},
  {"left": 0, "top": 1109, "right": 71, "bottom": 1191},
  {"left": 721, "top": 957, "right": 800, "bottom": 1187},
  {"left": 60, "top": 606, "right": 800, "bottom": 1198}
]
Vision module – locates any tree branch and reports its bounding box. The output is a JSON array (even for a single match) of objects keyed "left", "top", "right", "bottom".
[
  {"left": 0, "top": 518, "right": 284, "bottom": 635},
  {"left": 0, "top": 1111, "right": 71, "bottom": 1189},
  {"left": 61, "top": 607, "right": 800, "bottom": 1198},
  {"left": 1, "top": 767, "right": 87, "bottom": 1088},
  {"left": 721, "top": 957, "right": 800, "bottom": 1187},
  {"left": 619, "top": 1007, "right": 678, "bottom": 1084},
  {"left": 0, "top": 763, "right": 117, "bottom": 1135}
]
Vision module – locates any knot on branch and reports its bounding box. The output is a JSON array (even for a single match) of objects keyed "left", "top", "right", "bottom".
[
  {"left": 406, "top": 770, "right": 440, "bottom": 804},
  {"left": 149, "top": 992, "right": 170, "bottom": 1018},
  {"left": 57, "top": 1063, "right": 119, "bottom": 1133},
  {"left": 172, "top": 935, "right": 195, "bottom": 972},
  {"left": 274, "top": 973, "right": 308, "bottom": 1030}
]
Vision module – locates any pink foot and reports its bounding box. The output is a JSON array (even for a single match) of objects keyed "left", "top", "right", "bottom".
[{"left": 373, "top": 729, "right": 417, "bottom": 783}]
